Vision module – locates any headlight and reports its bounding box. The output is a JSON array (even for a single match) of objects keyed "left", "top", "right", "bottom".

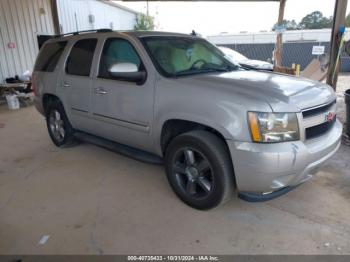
[{"left": 248, "top": 112, "right": 299, "bottom": 143}]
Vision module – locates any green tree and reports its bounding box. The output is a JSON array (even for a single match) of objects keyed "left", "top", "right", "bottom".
[
  {"left": 345, "top": 13, "right": 350, "bottom": 27},
  {"left": 134, "top": 13, "right": 155, "bottom": 31},
  {"left": 298, "top": 11, "right": 333, "bottom": 29},
  {"left": 272, "top": 19, "right": 299, "bottom": 31}
]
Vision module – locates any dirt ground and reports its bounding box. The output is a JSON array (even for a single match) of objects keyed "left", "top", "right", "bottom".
[{"left": 0, "top": 75, "right": 349, "bottom": 255}]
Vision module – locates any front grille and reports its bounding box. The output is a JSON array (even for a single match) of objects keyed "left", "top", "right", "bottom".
[
  {"left": 305, "top": 117, "right": 336, "bottom": 140},
  {"left": 302, "top": 100, "right": 336, "bottom": 118},
  {"left": 302, "top": 100, "right": 337, "bottom": 140}
]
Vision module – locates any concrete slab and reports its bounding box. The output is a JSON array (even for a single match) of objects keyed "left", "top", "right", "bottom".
[{"left": 0, "top": 105, "right": 349, "bottom": 255}]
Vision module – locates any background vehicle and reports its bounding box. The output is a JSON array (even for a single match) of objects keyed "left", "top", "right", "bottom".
[
  {"left": 219, "top": 46, "right": 273, "bottom": 71},
  {"left": 33, "top": 30, "right": 342, "bottom": 210}
]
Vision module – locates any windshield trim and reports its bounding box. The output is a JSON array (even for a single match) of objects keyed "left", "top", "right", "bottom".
[{"left": 139, "top": 36, "right": 238, "bottom": 78}]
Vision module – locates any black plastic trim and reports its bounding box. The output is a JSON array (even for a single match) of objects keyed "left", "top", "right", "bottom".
[
  {"left": 92, "top": 113, "right": 148, "bottom": 128},
  {"left": 73, "top": 131, "right": 163, "bottom": 165},
  {"left": 305, "top": 117, "right": 336, "bottom": 140},
  {"left": 302, "top": 100, "right": 336, "bottom": 118},
  {"left": 238, "top": 185, "right": 299, "bottom": 202},
  {"left": 71, "top": 107, "right": 88, "bottom": 113}
]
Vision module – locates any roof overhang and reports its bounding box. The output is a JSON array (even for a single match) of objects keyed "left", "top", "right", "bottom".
[
  {"left": 119, "top": 0, "right": 279, "bottom": 1},
  {"left": 119, "top": 0, "right": 280, "bottom": 2}
]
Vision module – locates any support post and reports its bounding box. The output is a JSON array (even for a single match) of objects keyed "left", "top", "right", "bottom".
[
  {"left": 274, "top": 0, "right": 286, "bottom": 67},
  {"left": 327, "top": 0, "right": 348, "bottom": 90},
  {"left": 51, "top": 0, "right": 61, "bottom": 35}
]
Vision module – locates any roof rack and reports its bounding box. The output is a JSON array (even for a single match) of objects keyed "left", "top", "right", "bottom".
[{"left": 56, "top": 28, "right": 113, "bottom": 38}]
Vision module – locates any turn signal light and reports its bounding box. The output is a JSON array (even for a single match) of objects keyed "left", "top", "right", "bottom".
[{"left": 248, "top": 112, "right": 261, "bottom": 142}]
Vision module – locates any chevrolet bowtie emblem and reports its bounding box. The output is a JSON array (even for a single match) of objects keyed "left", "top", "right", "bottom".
[{"left": 325, "top": 112, "right": 336, "bottom": 123}]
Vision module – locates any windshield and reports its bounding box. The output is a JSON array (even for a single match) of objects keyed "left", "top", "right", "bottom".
[
  {"left": 219, "top": 47, "right": 248, "bottom": 62},
  {"left": 141, "top": 36, "right": 238, "bottom": 77}
]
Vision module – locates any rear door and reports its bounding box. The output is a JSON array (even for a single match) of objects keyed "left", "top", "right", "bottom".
[
  {"left": 91, "top": 37, "right": 155, "bottom": 152},
  {"left": 61, "top": 38, "right": 98, "bottom": 131}
]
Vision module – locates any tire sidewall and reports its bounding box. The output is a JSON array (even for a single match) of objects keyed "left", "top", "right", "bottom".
[
  {"left": 46, "top": 100, "right": 73, "bottom": 147},
  {"left": 165, "top": 132, "right": 233, "bottom": 210}
]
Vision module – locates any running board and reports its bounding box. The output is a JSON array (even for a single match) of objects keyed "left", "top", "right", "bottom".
[{"left": 74, "top": 131, "right": 163, "bottom": 165}]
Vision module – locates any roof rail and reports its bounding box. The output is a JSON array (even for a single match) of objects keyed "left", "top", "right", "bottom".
[{"left": 56, "top": 28, "right": 113, "bottom": 38}]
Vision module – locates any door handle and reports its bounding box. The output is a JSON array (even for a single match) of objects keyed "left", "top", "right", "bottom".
[
  {"left": 63, "top": 82, "right": 70, "bottom": 88},
  {"left": 94, "top": 87, "right": 108, "bottom": 95}
]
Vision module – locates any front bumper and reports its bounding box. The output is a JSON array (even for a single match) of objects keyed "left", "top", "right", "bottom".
[{"left": 228, "top": 119, "right": 342, "bottom": 195}]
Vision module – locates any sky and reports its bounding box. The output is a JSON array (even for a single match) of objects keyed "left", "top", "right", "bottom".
[{"left": 117, "top": 0, "right": 349, "bottom": 36}]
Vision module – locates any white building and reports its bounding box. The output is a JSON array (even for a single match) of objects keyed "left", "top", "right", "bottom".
[
  {"left": 0, "top": 0, "right": 138, "bottom": 83},
  {"left": 56, "top": 0, "right": 138, "bottom": 34},
  {"left": 207, "top": 28, "right": 350, "bottom": 45}
]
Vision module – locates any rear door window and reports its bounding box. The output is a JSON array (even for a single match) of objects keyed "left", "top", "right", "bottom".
[
  {"left": 66, "top": 39, "right": 97, "bottom": 77},
  {"left": 34, "top": 41, "right": 67, "bottom": 72}
]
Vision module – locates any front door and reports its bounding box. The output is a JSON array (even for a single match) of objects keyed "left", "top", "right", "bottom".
[
  {"left": 91, "top": 37, "right": 154, "bottom": 152},
  {"left": 61, "top": 38, "right": 98, "bottom": 131}
]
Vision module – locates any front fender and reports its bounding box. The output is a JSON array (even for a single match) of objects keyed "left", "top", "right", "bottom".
[
  {"left": 152, "top": 77, "right": 272, "bottom": 155},
  {"left": 153, "top": 110, "right": 241, "bottom": 156}
]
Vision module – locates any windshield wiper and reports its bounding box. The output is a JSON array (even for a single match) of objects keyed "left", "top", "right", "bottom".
[
  {"left": 174, "top": 65, "right": 236, "bottom": 77},
  {"left": 238, "top": 63, "right": 263, "bottom": 71},
  {"left": 222, "top": 65, "right": 238, "bottom": 71},
  {"left": 173, "top": 68, "right": 223, "bottom": 77}
]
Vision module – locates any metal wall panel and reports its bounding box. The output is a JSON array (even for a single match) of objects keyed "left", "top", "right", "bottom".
[
  {"left": 0, "top": 0, "right": 55, "bottom": 82},
  {"left": 208, "top": 28, "right": 350, "bottom": 45},
  {"left": 56, "top": 0, "right": 137, "bottom": 34},
  {"left": 220, "top": 42, "right": 350, "bottom": 72},
  {"left": 0, "top": 0, "right": 136, "bottom": 82}
]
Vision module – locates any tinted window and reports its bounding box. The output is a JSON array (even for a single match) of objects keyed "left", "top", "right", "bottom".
[
  {"left": 142, "top": 37, "right": 237, "bottom": 77},
  {"left": 34, "top": 41, "right": 67, "bottom": 72},
  {"left": 99, "top": 38, "right": 141, "bottom": 79},
  {"left": 66, "top": 39, "right": 97, "bottom": 76}
]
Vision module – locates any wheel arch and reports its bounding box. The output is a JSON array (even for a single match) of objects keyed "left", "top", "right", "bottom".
[
  {"left": 159, "top": 117, "right": 233, "bottom": 156},
  {"left": 42, "top": 93, "right": 61, "bottom": 115}
]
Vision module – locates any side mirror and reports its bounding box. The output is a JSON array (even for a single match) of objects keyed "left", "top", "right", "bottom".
[{"left": 108, "top": 62, "right": 146, "bottom": 84}]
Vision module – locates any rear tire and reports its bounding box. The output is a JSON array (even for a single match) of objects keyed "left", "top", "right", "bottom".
[
  {"left": 46, "top": 99, "right": 75, "bottom": 147},
  {"left": 165, "top": 130, "right": 234, "bottom": 210}
]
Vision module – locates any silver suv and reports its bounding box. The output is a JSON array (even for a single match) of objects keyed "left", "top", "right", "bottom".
[{"left": 33, "top": 30, "right": 342, "bottom": 210}]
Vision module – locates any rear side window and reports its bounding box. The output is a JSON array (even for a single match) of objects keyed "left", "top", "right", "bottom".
[
  {"left": 66, "top": 39, "right": 97, "bottom": 76},
  {"left": 34, "top": 41, "right": 67, "bottom": 72}
]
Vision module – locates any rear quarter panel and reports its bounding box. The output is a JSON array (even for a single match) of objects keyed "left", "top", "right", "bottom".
[{"left": 32, "top": 39, "right": 71, "bottom": 116}]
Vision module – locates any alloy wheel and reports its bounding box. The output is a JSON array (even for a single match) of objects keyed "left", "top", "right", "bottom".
[
  {"left": 49, "top": 110, "right": 65, "bottom": 142},
  {"left": 172, "top": 148, "right": 214, "bottom": 199}
]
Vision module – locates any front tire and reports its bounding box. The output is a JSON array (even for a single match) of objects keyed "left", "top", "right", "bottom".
[
  {"left": 46, "top": 100, "right": 75, "bottom": 147},
  {"left": 165, "top": 130, "right": 234, "bottom": 210}
]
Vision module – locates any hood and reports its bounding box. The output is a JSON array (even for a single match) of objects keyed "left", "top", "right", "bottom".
[
  {"left": 177, "top": 70, "right": 335, "bottom": 112},
  {"left": 240, "top": 59, "right": 273, "bottom": 70}
]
